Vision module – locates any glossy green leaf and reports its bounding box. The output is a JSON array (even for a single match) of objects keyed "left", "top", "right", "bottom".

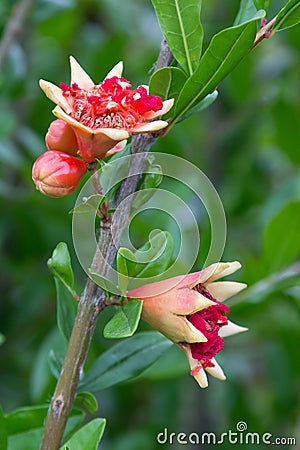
[
  {"left": 103, "top": 299, "right": 143, "bottom": 338},
  {"left": 62, "top": 418, "right": 106, "bottom": 450},
  {"left": 149, "top": 67, "right": 188, "bottom": 106},
  {"left": 173, "top": 15, "right": 264, "bottom": 123},
  {"left": 70, "top": 194, "right": 105, "bottom": 214},
  {"left": 151, "top": 0, "right": 203, "bottom": 74},
  {"left": 48, "top": 243, "right": 78, "bottom": 341},
  {"left": 264, "top": 202, "right": 300, "bottom": 273},
  {"left": 74, "top": 392, "right": 98, "bottom": 414},
  {"left": 78, "top": 331, "right": 173, "bottom": 392},
  {"left": 0, "top": 406, "right": 7, "bottom": 450},
  {"left": 273, "top": 0, "right": 300, "bottom": 31},
  {"left": 234, "top": 0, "right": 264, "bottom": 25}
]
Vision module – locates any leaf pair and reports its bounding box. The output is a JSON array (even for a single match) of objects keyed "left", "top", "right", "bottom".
[{"left": 151, "top": 0, "right": 300, "bottom": 125}]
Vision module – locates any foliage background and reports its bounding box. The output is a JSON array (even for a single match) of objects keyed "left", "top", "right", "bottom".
[{"left": 0, "top": 0, "right": 299, "bottom": 449}]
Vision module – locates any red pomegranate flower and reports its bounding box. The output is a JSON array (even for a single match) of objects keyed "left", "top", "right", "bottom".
[{"left": 39, "top": 57, "right": 173, "bottom": 162}]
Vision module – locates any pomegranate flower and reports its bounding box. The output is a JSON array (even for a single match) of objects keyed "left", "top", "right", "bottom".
[
  {"left": 39, "top": 57, "right": 174, "bottom": 162},
  {"left": 128, "top": 262, "right": 247, "bottom": 388}
]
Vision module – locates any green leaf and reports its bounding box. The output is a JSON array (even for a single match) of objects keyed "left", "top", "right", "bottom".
[
  {"left": 117, "top": 250, "right": 129, "bottom": 294},
  {"left": 70, "top": 194, "right": 105, "bottom": 214},
  {"left": 0, "top": 406, "right": 7, "bottom": 450},
  {"left": 48, "top": 243, "right": 78, "bottom": 341},
  {"left": 234, "top": 0, "right": 264, "bottom": 25},
  {"left": 253, "top": 0, "right": 270, "bottom": 11},
  {"left": 131, "top": 162, "right": 163, "bottom": 213},
  {"left": 6, "top": 406, "right": 48, "bottom": 436},
  {"left": 74, "top": 392, "right": 98, "bottom": 414},
  {"left": 151, "top": 0, "right": 203, "bottom": 75},
  {"left": 88, "top": 269, "right": 119, "bottom": 295},
  {"left": 48, "top": 349, "right": 64, "bottom": 379},
  {"left": 6, "top": 406, "right": 84, "bottom": 450},
  {"left": 173, "top": 14, "right": 264, "bottom": 123},
  {"left": 177, "top": 90, "right": 218, "bottom": 122},
  {"left": 140, "top": 344, "right": 188, "bottom": 380},
  {"left": 48, "top": 242, "right": 74, "bottom": 288},
  {"left": 78, "top": 331, "right": 173, "bottom": 392},
  {"left": 140, "top": 165, "right": 163, "bottom": 191},
  {"left": 117, "top": 230, "right": 174, "bottom": 289},
  {"left": 8, "top": 430, "right": 43, "bottom": 450},
  {"left": 103, "top": 299, "right": 143, "bottom": 339},
  {"left": 62, "top": 418, "right": 106, "bottom": 450},
  {"left": 53, "top": 278, "right": 77, "bottom": 341},
  {"left": 273, "top": 0, "right": 300, "bottom": 31},
  {"left": 149, "top": 67, "right": 188, "bottom": 106},
  {"left": 264, "top": 202, "right": 300, "bottom": 273}
]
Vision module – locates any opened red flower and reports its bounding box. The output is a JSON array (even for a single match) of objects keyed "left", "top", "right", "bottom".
[
  {"left": 128, "top": 262, "right": 247, "bottom": 388},
  {"left": 39, "top": 57, "right": 173, "bottom": 162}
]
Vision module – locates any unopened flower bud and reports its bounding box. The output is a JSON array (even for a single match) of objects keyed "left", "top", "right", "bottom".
[
  {"left": 32, "top": 150, "right": 87, "bottom": 197},
  {"left": 45, "top": 119, "right": 78, "bottom": 156}
]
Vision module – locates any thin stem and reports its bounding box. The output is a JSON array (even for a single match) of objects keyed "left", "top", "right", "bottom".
[
  {"left": 87, "top": 161, "right": 110, "bottom": 220},
  {"left": 40, "top": 40, "right": 173, "bottom": 450},
  {"left": 0, "top": 0, "right": 34, "bottom": 71}
]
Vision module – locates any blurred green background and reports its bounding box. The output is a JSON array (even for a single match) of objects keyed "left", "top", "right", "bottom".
[{"left": 0, "top": 0, "right": 299, "bottom": 449}]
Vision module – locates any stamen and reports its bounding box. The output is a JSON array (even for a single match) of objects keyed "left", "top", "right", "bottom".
[
  {"left": 188, "top": 283, "right": 230, "bottom": 368},
  {"left": 60, "top": 76, "right": 163, "bottom": 130},
  {"left": 194, "top": 283, "right": 218, "bottom": 302}
]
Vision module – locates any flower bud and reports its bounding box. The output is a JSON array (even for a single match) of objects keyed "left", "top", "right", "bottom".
[
  {"left": 128, "top": 262, "right": 247, "bottom": 388},
  {"left": 45, "top": 119, "right": 78, "bottom": 156},
  {"left": 32, "top": 150, "right": 87, "bottom": 197}
]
